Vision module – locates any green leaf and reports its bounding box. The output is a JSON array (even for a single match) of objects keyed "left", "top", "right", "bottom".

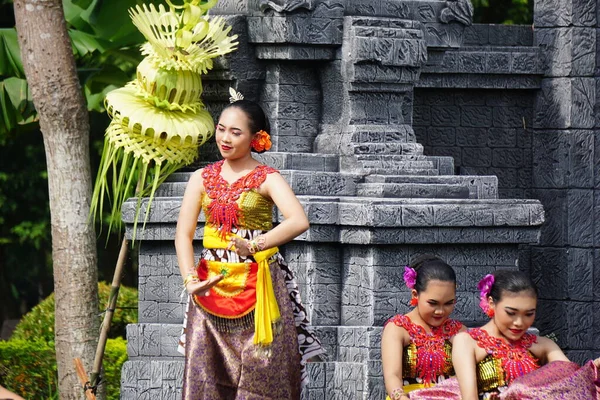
[
  {"left": 71, "top": 0, "right": 94, "bottom": 9},
  {"left": 87, "top": 0, "right": 164, "bottom": 46},
  {"left": 0, "top": 28, "right": 25, "bottom": 78},
  {"left": 68, "top": 28, "right": 108, "bottom": 57},
  {"left": 0, "top": 77, "right": 38, "bottom": 131},
  {"left": 0, "top": 81, "right": 18, "bottom": 134},
  {"left": 63, "top": 0, "right": 94, "bottom": 33}
]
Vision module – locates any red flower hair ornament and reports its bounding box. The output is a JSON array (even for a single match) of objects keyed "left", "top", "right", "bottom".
[{"left": 251, "top": 130, "right": 272, "bottom": 152}]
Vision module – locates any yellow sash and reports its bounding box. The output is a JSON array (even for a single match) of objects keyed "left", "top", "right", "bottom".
[{"left": 203, "top": 226, "right": 280, "bottom": 346}]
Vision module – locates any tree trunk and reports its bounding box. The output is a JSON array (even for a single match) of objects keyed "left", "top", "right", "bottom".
[{"left": 13, "top": 1, "right": 99, "bottom": 399}]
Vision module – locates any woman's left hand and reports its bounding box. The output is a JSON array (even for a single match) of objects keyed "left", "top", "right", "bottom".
[
  {"left": 227, "top": 236, "right": 251, "bottom": 257},
  {"left": 593, "top": 357, "right": 600, "bottom": 368}
]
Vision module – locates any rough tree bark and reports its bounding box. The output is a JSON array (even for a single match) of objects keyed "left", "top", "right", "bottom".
[{"left": 13, "top": 1, "right": 99, "bottom": 399}]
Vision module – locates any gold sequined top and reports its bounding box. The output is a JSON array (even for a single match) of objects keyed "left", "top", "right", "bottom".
[
  {"left": 403, "top": 341, "right": 455, "bottom": 379},
  {"left": 476, "top": 355, "right": 506, "bottom": 392},
  {"left": 201, "top": 189, "right": 273, "bottom": 232},
  {"left": 200, "top": 161, "right": 277, "bottom": 235}
]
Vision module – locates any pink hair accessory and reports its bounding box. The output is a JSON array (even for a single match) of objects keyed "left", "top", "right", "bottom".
[
  {"left": 403, "top": 265, "right": 417, "bottom": 289},
  {"left": 477, "top": 274, "right": 495, "bottom": 315}
]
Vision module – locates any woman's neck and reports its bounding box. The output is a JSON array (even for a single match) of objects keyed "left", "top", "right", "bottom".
[
  {"left": 222, "top": 154, "right": 258, "bottom": 171},
  {"left": 406, "top": 309, "right": 435, "bottom": 332}
]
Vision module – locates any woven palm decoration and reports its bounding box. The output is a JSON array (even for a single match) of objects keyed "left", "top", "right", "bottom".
[{"left": 91, "top": 0, "right": 238, "bottom": 237}]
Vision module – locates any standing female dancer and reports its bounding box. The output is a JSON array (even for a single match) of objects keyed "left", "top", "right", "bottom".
[
  {"left": 381, "top": 255, "right": 466, "bottom": 400},
  {"left": 175, "top": 95, "right": 324, "bottom": 399},
  {"left": 411, "top": 270, "right": 600, "bottom": 399}
]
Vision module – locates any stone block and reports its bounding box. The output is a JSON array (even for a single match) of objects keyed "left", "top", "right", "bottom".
[
  {"left": 462, "top": 147, "right": 492, "bottom": 167},
  {"left": 567, "top": 302, "right": 594, "bottom": 349},
  {"left": 536, "top": 299, "right": 569, "bottom": 348},
  {"left": 532, "top": 189, "right": 567, "bottom": 246},
  {"left": 488, "top": 128, "right": 517, "bottom": 147},
  {"left": 532, "top": 130, "right": 569, "bottom": 188},
  {"left": 534, "top": 78, "right": 595, "bottom": 129},
  {"left": 413, "top": 105, "right": 431, "bottom": 125},
  {"left": 493, "top": 106, "right": 526, "bottom": 128},
  {"left": 139, "top": 301, "right": 159, "bottom": 323},
  {"left": 463, "top": 24, "right": 489, "bottom": 45},
  {"left": 492, "top": 149, "right": 526, "bottom": 168},
  {"left": 534, "top": 0, "right": 596, "bottom": 27},
  {"left": 462, "top": 106, "right": 493, "bottom": 128},
  {"left": 531, "top": 247, "right": 568, "bottom": 299},
  {"left": 535, "top": 28, "right": 595, "bottom": 77},
  {"left": 567, "top": 248, "right": 594, "bottom": 301},
  {"left": 456, "top": 127, "right": 489, "bottom": 147},
  {"left": 139, "top": 324, "right": 161, "bottom": 356},
  {"left": 511, "top": 51, "right": 540, "bottom": 74},
  {"left": 486, "top": 52, "right": 511, "bottom": 74},
  {"left": 431, "top": 106, "right": 461, "bottom": 126},
  {"left": 566, "top": 189, "right": 594, "bottom": 246},
  {"left": 459, "top": 52, "right": 486, "bottom": 74}
]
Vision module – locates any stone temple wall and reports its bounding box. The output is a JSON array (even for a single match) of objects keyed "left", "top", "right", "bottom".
[
  {"left": 414, "top": 88, "right": 535, "bottom": 199},
  {"left": 119, "top": 0, "right": 600, "bottom": 398}
]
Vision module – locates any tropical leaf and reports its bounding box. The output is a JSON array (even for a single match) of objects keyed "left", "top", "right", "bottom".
[
  {"left": 0, "top": 28, "right": 24, "bottom": 78},
  {"left": 81, "top": 65, "right": 131, "bottom": 112},
  {"left": 69, "top": 29, "right": 108, "bottom": 57},
  {"left": 0, "top": 77, "right": 37, "bottom": 134}
]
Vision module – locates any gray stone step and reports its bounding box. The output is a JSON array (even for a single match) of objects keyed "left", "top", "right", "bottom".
[
  {"left": 120, "top": 358, "right": 375, "bottom": 400},
  {"left": 359, "top": 167, "right": 440, "bottom": 175},
  {"left": 350, "top": 125, "right": 416, "bottom": 144},
  {"left": 353, "top": 155, "right": 454, "bottom": 175},
  {"left": 254, "top": 152, "right": 339, "bottom": 172},
  {"left": 123, "top": 323, "right": 383, "bottom": 399},
  {"left": 357, "top": 182, "right": 471, "bottom": 199},
  {"left": 364, "top": 175, "right": 498, "bottom": 199},
  {"left": 353, "top": 143, "right": 424, "bottom": 155},
  {"left": 157, "top": 170, "right": 364, "bottom": 197}
]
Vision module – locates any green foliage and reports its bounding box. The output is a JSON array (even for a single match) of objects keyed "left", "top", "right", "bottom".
[
  {"left": 0, "top": 337, "right": 127, "bottom": 400},
  {"left": 12, "top": 282, "right": 138, "bottom": 343},
  {"left": 0, "top": 339, "right": 57, "bottom": 399},
  {"left": 472, "top": 0, "right": 533, "bottom": 24}
]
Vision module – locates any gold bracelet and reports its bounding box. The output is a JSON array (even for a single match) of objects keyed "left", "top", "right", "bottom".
[
  {"left": 255, "top": 235, "right": 266, "bottom": 250},
  {"left": 183, "top": 274, "right": 199, "bottom": 287},
  {"left": 390, "top": 388, "right": 406, "bottom": 400},
  {"left": 246, "top": 239, "right": 259, "bottom": 254}
]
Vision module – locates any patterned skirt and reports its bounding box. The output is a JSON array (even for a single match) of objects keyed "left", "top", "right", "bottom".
[
  {"left": 181, "top": 259, "right": 301, "bottom": 399},
  {"left": 179, "top": 230, "right": 325, "bottom": 399}
]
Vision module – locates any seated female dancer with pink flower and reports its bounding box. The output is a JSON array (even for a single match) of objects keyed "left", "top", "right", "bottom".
[
  {"left": 381, "top": 255, "right": 466, "bottom": 400},
  {"left": 410, "top": 270, "right": 600, "bottom": 400}
]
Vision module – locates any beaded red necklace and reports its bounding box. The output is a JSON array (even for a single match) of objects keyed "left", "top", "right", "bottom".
[
  {"left": 388, "top": 314, "right": 463, "bottom": 386},
  {"left": 469, "top": 328, "right": 539, "bottom": 385},
  {"left": 202, "top": 160, "right": 276, "bottom": 238}
]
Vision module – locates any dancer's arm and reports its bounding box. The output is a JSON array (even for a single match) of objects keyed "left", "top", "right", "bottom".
[
  {"left": 381, "top": 324, "right": 409, "bottom": 400},
  {"left": 175, "top": 169, "right": 222, "bottom": 295},
  {"left": 452, "top": 332, "right": 480, "bottom": 400}
]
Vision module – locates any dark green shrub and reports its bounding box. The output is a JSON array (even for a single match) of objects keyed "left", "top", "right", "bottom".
[
  {"left": 12, "top": 282, "right": 138, "bottom": 342},
  {"left": 0, "top": 339, "right": 57, "bottom": 399},
  {"left": 0, "top": 338, "right": 127, "bottom": 400}
]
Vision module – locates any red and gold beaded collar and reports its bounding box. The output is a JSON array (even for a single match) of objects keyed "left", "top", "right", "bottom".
[
  {"left": 202, "top": 160, "right": 277, "bottom": 238},
  {"left": 469, "top": 328, "right": 539, "bottom": 385},
  {"left": 387, "top": 315, "right": 463, "bottom": 386}
]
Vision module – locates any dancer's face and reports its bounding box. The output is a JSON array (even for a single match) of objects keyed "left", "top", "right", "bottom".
[
  {"left": 216, "top": 107, "right": 253, "bottom": 160},
  {"left": 414, "top": 280, "right": 456, "bottom": 328},
  {"left": 489, "top": 290, "right": 536, "bottom": 341}
]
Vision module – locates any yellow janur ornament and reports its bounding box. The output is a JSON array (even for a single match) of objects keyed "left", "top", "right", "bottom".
[{"left": 91, "top": 0, "right": 238, "bottom": 237}]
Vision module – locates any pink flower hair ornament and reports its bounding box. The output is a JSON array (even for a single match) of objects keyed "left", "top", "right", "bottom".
[
  {"left": 477, "top": 274, "right": 495, "bottom": 317},
  {"left": 403, "top": 265, "right": 417, "bottom": 289}
]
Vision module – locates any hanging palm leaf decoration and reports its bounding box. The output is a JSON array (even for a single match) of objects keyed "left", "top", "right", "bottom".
[{"left": 91, "top": 0, "right": 238, "bottom": 238}]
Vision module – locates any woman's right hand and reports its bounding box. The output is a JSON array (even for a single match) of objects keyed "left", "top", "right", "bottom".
[{"left": 186, "top": 275, "right": 223, "bottom": 296}]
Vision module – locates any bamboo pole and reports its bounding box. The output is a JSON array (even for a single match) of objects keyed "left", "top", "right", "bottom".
[
  {"left": 74, "top": 358, "right": 97, "bottom": 400},
  {"left": 89, "top": 237, "right": 130, "bottom": 389}
]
